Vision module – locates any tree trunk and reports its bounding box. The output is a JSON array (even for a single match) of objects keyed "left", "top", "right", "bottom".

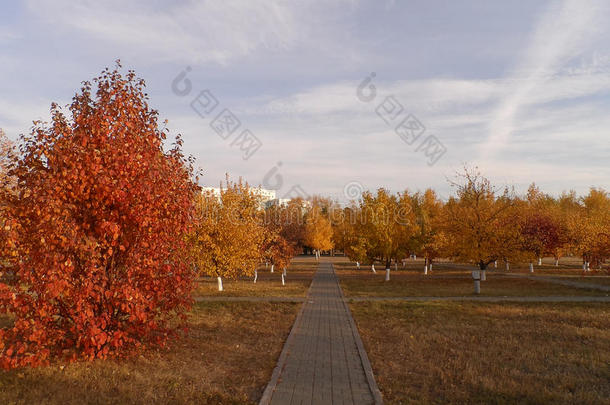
[
  {"left": 538, "top": 257, "right": 542, "bottom": 266},
  {"left": 481, "top": 270, "right": 486, "bottom": 280},
  {"left": 356, "top": 261, "right": 360, "bottom": 269},
  {"left": 555, "top": 258, "right": 559, "bottom": 266},
  {"left": 529, "top": 262, "right": 534, "bottom": 273},
  {"left": 371, "top": 264, "right": 376, "bottom": 273},
  {"left": 494, "top": 260, "right": 497, "bottom": 269},
  {"left": 217, "top": 276, "right": 223, "bottom": 291},
  {"left": 394, "top": 262, "right": 397, "bottom": 271},
  {"left": 281, "top": 273, "right": 285, "bottom": 286},
  {"left": 270, "top": 264, "right": 274, "bottom": 273},
  {"left": 254, "top": 270, "right": 258, "bottom": 283},
  {"left": 385, "top": 267, "right": 390, "bottom": 281},
  {"left": 265, "top": 262, "right": 268, "bottom": 268},
  {"left": 505, "top": 261, "right": 510, "bottom": 271},
  {"left": 283, "top": 267, "right": 287, "bottom": 277},
  {"left": 474, "top": 279, "right": 481, "bottom": 294}
]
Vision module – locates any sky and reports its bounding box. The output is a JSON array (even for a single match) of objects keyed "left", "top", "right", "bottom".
[{"left": 1, "top": 0, "right": 609, "bottom": 202}]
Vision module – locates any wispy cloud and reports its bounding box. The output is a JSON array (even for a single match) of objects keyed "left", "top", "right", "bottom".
[
  {"left": 24, "top": 0, "right": 358, "bottom": 65},
  {"left": 479, "top": 0, "right": 609, "bottom": 160},
  {"left": 0, "top": 26, "right": 19, "bottom": 43}
]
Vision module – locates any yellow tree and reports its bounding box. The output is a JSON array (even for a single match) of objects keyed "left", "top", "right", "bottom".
[
  {"left": 568, "top": 188, "right": 610, "bottom": 270},
  {"left": 0, "top": 129, "right": 14, "bottom": 182},
  {"left": 189, "top": 178, "right": 263, "bottom": 291},
  {"left": 411, "top": 189, "right": 444, "bottom": 274},
  {"left": 304, "top": 205, "right": 333, "bottom": 260},
  {"left": 358, "top": 189, "right": 417, "bottom": 280},
  {"left": 331, "top": 205, "right": 368, "bottom": 269},
  {"left": 442, "top": 168, "right": 520, "bottom": 279}
]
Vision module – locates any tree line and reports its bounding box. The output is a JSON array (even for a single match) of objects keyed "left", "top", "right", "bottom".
[{"left": 331, "top": 170, "right": 609, "bottom": 281}]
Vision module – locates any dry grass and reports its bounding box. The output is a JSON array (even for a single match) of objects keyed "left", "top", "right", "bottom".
[
  {"left": 194, "top": 277, "right": 311, "bottom": 297},
  {"left": 0, "top": 301, "right": 299, "bottom": 405},
  {"left": 194, "top": 256, "right": 316, "bottom": 298},
  {"left": 338, "top": 271, "right": 609, "bottom": 297},
  {"left": 351, "top": 301, "right": 610, "bottom": 405}
]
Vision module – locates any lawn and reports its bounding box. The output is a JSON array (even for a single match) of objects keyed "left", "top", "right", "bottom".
[
  {"left": 194, "top": 256, "right": 316, "bottom": 298},
  {"left": 0, "top": 301, "right": 299, "bottom": 405},
  {"left": 338, "top": 271, "right": 609, "bottom": 297},
  {"left": 351, "top": 301, "right": 610, "bottom": 405}
]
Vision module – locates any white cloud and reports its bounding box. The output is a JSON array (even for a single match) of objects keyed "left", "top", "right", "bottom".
[
  {"left": 480, "top": 0, "right": 610, "bottom": 159},
  {"left": 0, "top": 99, "right": 54, "bottom": 139},
  {"left": 24, "top": 0, "right": 357, "bottom": 65},
  {"left": 0, "top": 26, "right": 19, "bottom": 43}
]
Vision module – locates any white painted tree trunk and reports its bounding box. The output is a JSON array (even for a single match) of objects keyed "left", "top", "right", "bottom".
[
  {"left": 538, "top": 257, "right": 542, "bottom": 266},
  {"left": 217, "top": 277, "right": 223, "bottom": 291},
  {"left": 429, "top": 263, "right": 432, "bottom": 272},
  {"left": 424, "top": 264, "right": 428, "bottom": 275},
  {"left": 394, "top": 262, "right": 397, "bottom": 271},
  {"left": 555, "top": 258, "right": 559, "bottom": 266},
  {"left": 474, "top": 280, "right": 481, "bottom": 294},
  {"left": 481, "top": 270, "right": 486, "bottom": 281},
  {"left": 505, "top": 261, "right": 510, "bottom": 271},
  {"left": 270, "top": 264, "right": 274, "bottom": 273},
  {"left": 281, "top": 273, "right": 285, "bottom": 285},
  {"left": 371, "top": 264, "right": 376, "bottom": 273},
  {"left": 413, "top": 254, "right": 417, "bottom": 260},
  {"left": 283, "top": 267, "right": 287, "bottom": 277},
  {"left": 385, "top": 268, "right": 390, "bottom": 281},
  {"left": 254, "top": 270, "right": 258, "bottom": 283},
  {"left": 265, "top": 262, "right": 268, "bottom": 268},
  {"left": 403, "top": 260, "right": 406, "bottom": 268},
  {"left": 529, "top": 262, "right": 534, "bottom": 273},
  {"left": 586, "top": 261, "right": 590, "bottom": 271},
  {"left": 356, "top": 261, "right": 360, "bottom": 269},
  {"left": 494, "top": 260, "right": 497, "bottom": 268}
]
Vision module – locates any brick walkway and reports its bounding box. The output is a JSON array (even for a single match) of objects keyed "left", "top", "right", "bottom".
[{"left": 260, "top": 261, "right": 382, "bottom": 405}]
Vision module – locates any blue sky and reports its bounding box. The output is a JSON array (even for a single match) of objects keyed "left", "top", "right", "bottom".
[{"left": 1, "top": 0, "right": 609, "bottom": 201}]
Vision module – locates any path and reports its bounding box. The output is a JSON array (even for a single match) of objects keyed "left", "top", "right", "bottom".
[
  {"left": 260, "top": 261, "right": 382, "bottom": 405},
  {"left": 503, "top": 273, "right": 610, "bottom": 292},
  {"left": 194, "top": 296, "right": 610, "bottom": 303},
  {"left": 347, "top": 296, "right": 610, "bottom": 302}
]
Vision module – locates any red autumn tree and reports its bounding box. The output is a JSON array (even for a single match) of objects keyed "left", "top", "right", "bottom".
[{"left": 0, "top": 63, "right": 199, "bottom": 369}]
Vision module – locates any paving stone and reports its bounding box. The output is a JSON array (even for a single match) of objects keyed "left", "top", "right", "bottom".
[{"left": 265, "top": 262, "right": 379, "bottom": 405}]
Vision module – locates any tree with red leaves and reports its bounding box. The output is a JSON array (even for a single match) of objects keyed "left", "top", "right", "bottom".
[{"left": 0, "top": 63, "right": 199, "bottom": 369}]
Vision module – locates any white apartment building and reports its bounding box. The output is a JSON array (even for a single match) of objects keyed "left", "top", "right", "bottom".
[
  {"left": 201, "top": 186, "right": 311, "bottom": 210},
  {"left": 201, "top": 186, "right": 277, "bottom": 206}
]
